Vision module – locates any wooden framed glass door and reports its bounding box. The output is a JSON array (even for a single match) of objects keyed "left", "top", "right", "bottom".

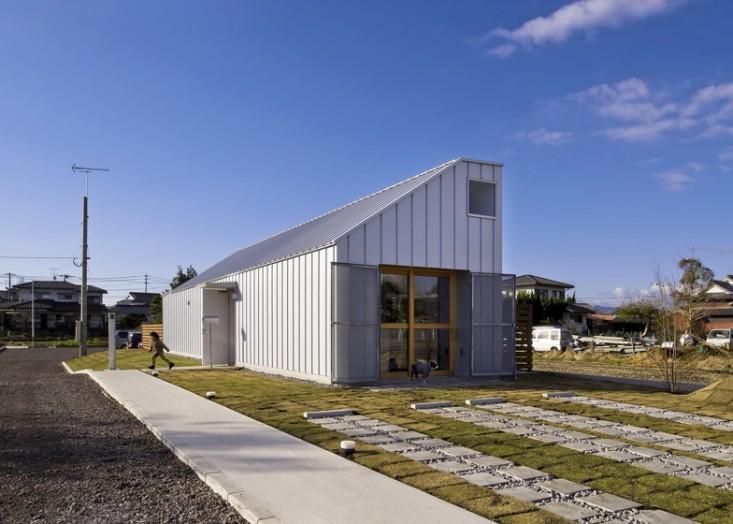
[{"left": 379, "top": 266, "right": 456, "bottom": 378}]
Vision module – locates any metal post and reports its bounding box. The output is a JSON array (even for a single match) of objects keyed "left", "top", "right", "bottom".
[
  {"left": 31, "top": 280, "right": 35, "bottom": 348},
  {"left": 108, "top": 312, "right": 116, "bottom": 370},
  {"left": 80, "top": 195, "right": 88, "bottom": 357}
]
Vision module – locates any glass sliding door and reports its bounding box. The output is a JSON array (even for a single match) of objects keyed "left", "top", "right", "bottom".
[{"left": 379, "top": 267, "right": 455, "bottom": 378}]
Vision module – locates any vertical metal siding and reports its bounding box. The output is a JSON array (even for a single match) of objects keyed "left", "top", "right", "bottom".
[
  {"left": 337, "top": 160, "right": 502, "bottom": 274},
  {"left": 162, "top": 286, "right": 202, "bottom": 358},
  {"left": 164, "top": 246, "right": 335, "bottom": 382}
]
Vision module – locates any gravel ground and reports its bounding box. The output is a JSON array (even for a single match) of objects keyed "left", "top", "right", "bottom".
[{"left": 0, "top": 347, "right": 247, "bottom": 524}]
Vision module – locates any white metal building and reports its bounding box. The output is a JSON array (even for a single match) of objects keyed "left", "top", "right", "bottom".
[{"left": 163, "top": 158, "right": 515, "bottom": 384}]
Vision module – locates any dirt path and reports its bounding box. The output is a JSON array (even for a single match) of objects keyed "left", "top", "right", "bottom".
[
  {"left": 0, "top": 348, "right": 246, "bottom": 524},
  {"left": 533, "top": 359, "right": 729, "bottom": 385}
]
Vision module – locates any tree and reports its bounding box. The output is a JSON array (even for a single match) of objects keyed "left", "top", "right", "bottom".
[
  {"left": 650, "top": 268, "right": 682, "bottom": 393},
  {"left": 616, "top": 299, "right": 659, "bottom": 337},
  {"left": 675, "top": 258, "right": 713, "bottom": 343},
  {"left": 150, "top": 295, "right": 162, "bottom": 323},
  {"left": 170, "top": 265, "right": 197, "bottom": 290}
]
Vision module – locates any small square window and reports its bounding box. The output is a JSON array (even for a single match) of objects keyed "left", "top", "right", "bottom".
[{"left": 468, "top": 179, "right": 496, "bottom": 217}]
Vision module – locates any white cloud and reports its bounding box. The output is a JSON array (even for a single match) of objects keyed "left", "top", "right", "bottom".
[
  {"left": 719, "top": 146, "right": 733, "bottom": 163},
  {"left": 510, "top": 128, "right": 573, "bottom": 145},
  {"left": 571, "top": 78, "right": 733, "bottom": 142},
  {"left": 655, "top": 169, "right": 695, "bottom": 191},
  {"left": 487, "top": 0, "right": 685, "bottom": 57}
]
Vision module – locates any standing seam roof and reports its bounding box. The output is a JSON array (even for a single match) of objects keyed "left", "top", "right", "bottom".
[{"left": 174, "top": 158, "right": 462, "bottom": 292}]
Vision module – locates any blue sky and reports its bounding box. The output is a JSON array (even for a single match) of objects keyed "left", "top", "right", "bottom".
[{"left": 1, "top": 0, "right": 731, "bottom": 305}]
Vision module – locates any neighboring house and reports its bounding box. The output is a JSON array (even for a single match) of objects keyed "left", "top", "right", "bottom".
[
  {"left": 111, "top": 292, "right": 159, "bottom": 325},
  {"left": 562, "top": 303, "right": 594, "bottom": 335},
  {"left": 516, "top": 275, "right": 574, "bottom": 301},
  {"left": 164, "top": 158, "right": 513, "bottom": 384},
  {"left": 0, "top": 280, "right": 107, "bottom": 333},
  {"left": 703, "top": 275, "right": 733, "bottom": 331}
]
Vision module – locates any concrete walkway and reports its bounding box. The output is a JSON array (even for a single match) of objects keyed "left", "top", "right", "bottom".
[{"left": 87, "top": 370, "right": 493, "bottom": 524}]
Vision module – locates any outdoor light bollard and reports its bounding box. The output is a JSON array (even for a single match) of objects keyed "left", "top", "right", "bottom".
[
  {"left": 107, "top": 312, "right": 116, "bottom": 370},
  {"left": 340, "top": 440, "right": 355, "bottom": 458},
  {"left": 206, "top": 391, "right": 216, "bottom": 399}
]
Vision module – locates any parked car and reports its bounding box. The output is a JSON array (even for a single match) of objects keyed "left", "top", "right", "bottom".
[
  {"left": 126, "top": 331, "right": 142, "bottom": 349},
  {"left": 532, "top": 326, "right": 575, "bottom": 352},
  {"left": 114, "top": 330, "right": 129, "bottom": 349},
  {"left": 706, "top": 329, "right": 733, "bottom": 351}
]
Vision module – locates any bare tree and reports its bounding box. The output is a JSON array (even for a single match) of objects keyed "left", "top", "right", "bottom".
[{"left": 650, "top": 267, "right": 682, "bottom": 393}]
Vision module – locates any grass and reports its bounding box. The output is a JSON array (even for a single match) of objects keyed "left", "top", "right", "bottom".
[
  {"left": 162, "top": 369, "right": 733, "bottom": 524},
  {"left": 65, "top": 349, "right": 201, "bottom": 371}
]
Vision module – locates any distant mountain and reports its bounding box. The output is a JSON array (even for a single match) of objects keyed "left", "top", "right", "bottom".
[{"left": 591, "top": 305, "right": 617, "bottom": 314}]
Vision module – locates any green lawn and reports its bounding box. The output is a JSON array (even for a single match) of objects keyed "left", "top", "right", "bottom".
[
  {"left": 65, "top": 349, "right": 201, "bottom": 371},
  {"left": 162, "top": 370, "right": 733, "bottom": 524}
]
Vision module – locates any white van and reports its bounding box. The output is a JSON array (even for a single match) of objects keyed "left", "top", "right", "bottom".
[
  {"left": 706, "top": 329, "right": 732, "bottom": 350},
  {"left": 532, "top": 326, "right": 574, "bottom": 352}
]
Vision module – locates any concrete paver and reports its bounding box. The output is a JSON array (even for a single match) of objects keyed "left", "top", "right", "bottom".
[{"left": 88, "top": 370, "right": 492, "bottom": 524}]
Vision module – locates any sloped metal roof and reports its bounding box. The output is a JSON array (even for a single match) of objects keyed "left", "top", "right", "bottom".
[
  {"left": 516, "top": 274, "right": 574, "bottom": 289},
  {"left": 175, "top": 158, "right": 462, "bottom": 292}
]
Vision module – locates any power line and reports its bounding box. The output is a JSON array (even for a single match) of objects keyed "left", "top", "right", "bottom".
[{"left": 0, "top": 256, "right": 76, "bottom": 259}]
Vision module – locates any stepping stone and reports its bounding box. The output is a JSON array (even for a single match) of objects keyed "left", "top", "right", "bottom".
[
  {"left": 557, "top": 430, "right": 596, "bottom": 440},
  {"left": 588, "top": 419, "right": 619, "bottom": 427},
  {"left": 536, "top": 478, "right": 589, "bottom": 496},
  {"left": 502, "top": 466, "right": 546, "bottom": 481},
  {"left": 543, "top": 501, "right": 599, "bottom": 521},
  {"left": 618, "top": 425, "right": 650, "bottom": 434},
  {"left": 663, "top": 440, "right": 703, "bottom": 452},
  {"left": 461, "top": 471, "right": 508, "bottom": 487},
  {"left": 562, "top": 441, "right": 603, "bottom": 453},
  {"left": 303, "top": 408, "right": 356, "bottom": 419},
  {"left": 391, "top": 431, "right": 429, "bottom": 441},
  {"left": 710, "top": 466, "right": 733, "bottom": 477},
  {"left": 360, "top": 435, "right": 395, "bottom": 445},
  {"left": 636, "top": 509, "right": 697, "bottom": 524},
  {"left": 381, "top": 442, "right": 419, "bottom": 453},
  {"left": 625, "top": 433, "right": 661, "bottom": 444},
  {"left": 627, "top": 446, "right": 666, "bottom": 458},
  {"left": 341, "top": 414, "right": 369, "bottom": 421},
  {"left": 579, "top": 493, "right": 641, "bottom": 512},
  {"left": 466, "top": 397, "right": 505, "bottom": 406},
  {"left": 496, "top": 486, "right": 552, "bottom": 503},
  {"left": 595, "top": 426, "right": 629, "bottom": 436},
  {"left": 699, "top": 449, "right": 733, "bottom": 461},
  {"left": 598, "top": 449, "right": 641, "bottom": 462},
  {"left": 637, "top": 459, "right": 686, "bottom": 474},
  {"left": 356, "top": 419, "right": 386, "bottom": 427},
  {"left": 476, "top": 420, "right": 511, "bottom": 430},
  {"left": 685, "top": 439, "right": 721, "bottom": 451},
  {"left": 528, "top": 433, "right": 568, "bottom": 444},
  {"left": 319, "top": 422, "right": 357, "bottom": 431},
  {"left": 374, "top": 424, "right": 404, "bottom": 432},
  {"left": 411, "top": 401, "right": 452, "bottom": 410},
  {"left": 542, "top": 391, "right": 576, "bottom": 398},
  {"left": 466, "top": 455, "right": 513, "bottom": 468},
  {"left": 504, "top": 426, "right": 538, "bottom": 436},
  {"left": 341, "top": 428, "right": 377, "bottom": 437},
  {"left": 440, "top": 446, "right": 481, "bottom": 458},
  {"left": 651, "top": 432, "right": 685, "bottom": 442},
  {"left": 402, "top": 450, "right": 443, "bottom": 462},
  {"left": 430, "top": 460, "right": 476, "bottom": 474},
  {"left": 679, "top": 472, "right": 729, "bottom": 487},
  {"left": 593, "top": 438, "right": 628, "bottom": 449},
  {"left": 311, "top": 417, "right": 341, "bottom": 425},
  {"left": 667, "top": 456, "right": 711, "bottom": 468},
  {"left": 415, "top": 438, "right": 452, "bottom": 449}
]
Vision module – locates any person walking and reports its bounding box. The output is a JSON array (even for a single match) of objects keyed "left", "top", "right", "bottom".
[{"left": 148, "top": 331, "right": 174, "bottom": 370}]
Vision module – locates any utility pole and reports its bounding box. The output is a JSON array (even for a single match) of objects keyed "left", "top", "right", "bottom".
[
  {"left": 144, "top": 274, "right": 149, "bottom": 293},
  {"left": 6, "top": 272, "right": 10, "bottom": 290},
  {"left": 31, "top": 280, "right": 35, "bottom": 348},
  {"left": 72, "top": 164, "right": 109, "bottom": 357}
]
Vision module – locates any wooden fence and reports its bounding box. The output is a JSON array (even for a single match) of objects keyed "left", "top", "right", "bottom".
[
  {"left": 515, "top": 303, "right": 533, "bottom": 372},
  {"left": 141, "top": 323, "right": 163, "bottom": 350}
]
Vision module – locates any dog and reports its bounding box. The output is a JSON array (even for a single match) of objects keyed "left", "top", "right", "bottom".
[{"left": 409, "top": 360, "right": 438, "bottom": 382}]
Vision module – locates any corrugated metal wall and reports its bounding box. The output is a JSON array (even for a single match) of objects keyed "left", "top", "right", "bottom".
[
  {"left": 336, "top": 159, "right": 502, "bottom": 273},
  {"left": 210, "top": 245, "right": 336, "bottom": 383},
  {"left": 162, "top": 285, "right": 202, "bottom": 359}
]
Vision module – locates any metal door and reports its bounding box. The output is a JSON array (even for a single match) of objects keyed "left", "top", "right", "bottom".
[{"left": 471, "top": 273, "right": 516, "bottom": 376}]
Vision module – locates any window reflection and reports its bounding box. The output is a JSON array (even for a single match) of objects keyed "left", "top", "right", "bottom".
[
  {"left": 380, "top": 274, "right": 408, "bottom": 323},
  {"left": 414, "top": 275, "right": 449, "bottom": 323}
]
